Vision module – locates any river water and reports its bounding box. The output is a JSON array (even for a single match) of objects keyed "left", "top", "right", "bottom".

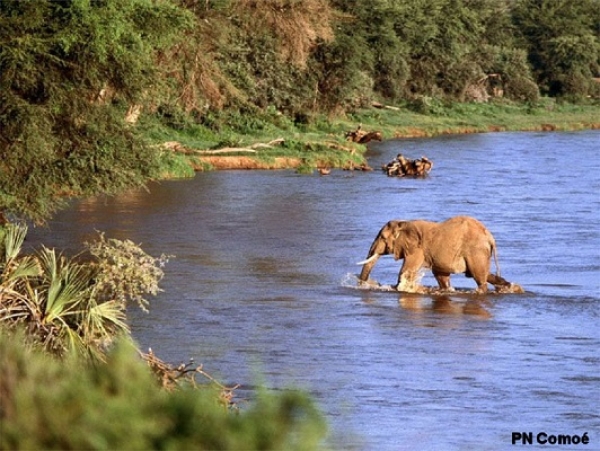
[{"left": 27, "top": 131, "right": 599, "bottom": 450}]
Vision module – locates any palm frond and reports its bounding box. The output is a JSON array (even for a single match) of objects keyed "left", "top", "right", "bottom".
[
  {"left": 37, "top": 247, "right": 94, "bottom": 323},
  {"left": 1, "top": 256, "right": 41, "bottom": 287},
  {"left": 88, "top": 300, "right": 129, "bottom": 334},
  {"left": 1, "top": 223, "right": 28, "bottom": 262},
  {"left": 82, "top": 300, "right": 129, "bottom": 352},
  {"left": 0, "top": 286, "right": 32, "bottom": 322}
]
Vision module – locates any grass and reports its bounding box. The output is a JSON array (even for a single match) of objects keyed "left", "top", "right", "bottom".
[
  {"left": 345, "top": 99, "right": 599, "bottom": 137},
  {"left": 145, "top": 99, "right": 599, "bottom": 176}
]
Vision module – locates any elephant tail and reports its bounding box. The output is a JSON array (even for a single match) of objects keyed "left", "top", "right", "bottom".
[{"left": 492, "top": 242, "right": 501, "bottom": 278}]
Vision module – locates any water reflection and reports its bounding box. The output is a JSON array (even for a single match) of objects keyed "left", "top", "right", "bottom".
[{"left": 398, "top": 294, "right": 493, "bottom": 318}]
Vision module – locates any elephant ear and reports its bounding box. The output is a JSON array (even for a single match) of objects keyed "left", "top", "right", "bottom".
[
  {"left": 377, "top": 221, "right": 399, "bottom": 253},
  {"left": 394, "top": 221, "right": 422, "bottom": 260}
]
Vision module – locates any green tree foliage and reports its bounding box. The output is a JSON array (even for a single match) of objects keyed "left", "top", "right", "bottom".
[
  {"left": 512, "top": 0, "right": 600, "bottom": 98},
  {"left": 221, "top": 0, "right": 337, "bottom": 117},
  {"left": 0, "top": 334, "right": 327, "bottom": 450},
  {"left": 0, "top": 0, "right": 191, "bottom": 222},
  {"left": 323, "top": 0, "right": 408, "bottom": 105},
  {"left": 325, "top": 0, "right": 539, "bottom": 105},
  {"left": 309, "top": 23, "right": 374, "bottom": 112},
  {"left": 1, "top": 0, "right": 597, "bottom": 223}
]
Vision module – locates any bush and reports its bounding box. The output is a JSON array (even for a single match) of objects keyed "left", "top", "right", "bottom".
[
  {"left": 0, "top": 224, "right": 169, "bottom": 360},
  {"left": 0, "top": 334, "right": 327, "bottom": 451},
  {"left": 0, "top": 0, "right": 192, "bottom": 223}
]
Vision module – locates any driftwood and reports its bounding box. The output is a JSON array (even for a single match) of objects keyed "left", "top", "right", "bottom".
[
  {"left": 161, "top": 138, "right": 372, "bottom": 171},
  {"left": 199, "top": 148, "right": 257, "bottom": 154},
  {"left": 162, "top": 138, "right": 285, "bottom": 155},
  {"left": 372, "top": 101, "right": 401, "bottom": 111}
]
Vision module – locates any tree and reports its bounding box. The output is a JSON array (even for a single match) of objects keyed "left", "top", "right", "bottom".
[
  {"left": 512, "top": 0, "right": 600, "bottom": 98},
  {"left": 0, "top": 0, "right": 191, "bottom": 223},
  {"left": 326, "top": 0, "right": 538, "bottom": 103}
]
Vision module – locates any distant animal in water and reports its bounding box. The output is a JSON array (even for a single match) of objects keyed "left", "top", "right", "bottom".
[{"left": 384, "top": 154, "right": 433, "bottom": 177}]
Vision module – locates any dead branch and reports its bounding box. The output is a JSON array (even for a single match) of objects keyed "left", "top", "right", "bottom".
[
  {"left": 139, "top": 348, "right": 239, "bottom": 408},
  {"left": 372, "top": 101, "right": 401, "bottom": 111},
  {"left": 162, "top": 138, "right": 285, "bottom": 155},
  {"left": 250, "top": 138, "right": 285, "bottom": 148},
  {"left": 197, "top": 148, "right": 257, "bottom": 154}
]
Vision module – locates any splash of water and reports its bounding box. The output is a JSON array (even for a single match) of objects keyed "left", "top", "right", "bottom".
[
  {"left": 340, "top": 273, "right": 396, "bottom": 292},
  {"left": 341, "top": 272, "right": 427, "bottom": 293},
  {"left": 396, "top": 271, "right": 426, "bottom": 293},
  {"left": 341, "top": 273, "right": 525, "bottom": 295}
]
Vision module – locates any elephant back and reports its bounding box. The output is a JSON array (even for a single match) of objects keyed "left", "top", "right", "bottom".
[{"left": 437, "top": 216, "right": 495, "bottom": 254}]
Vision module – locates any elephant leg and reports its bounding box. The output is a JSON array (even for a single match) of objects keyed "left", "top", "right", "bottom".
[
  {"left": 397, "top": 254, "right": 426, "bottom": 292},
  {"left": 397, "top": 270, "right": 428, "bottom": 293},
  {"left": 475, "top": 281, "right": 489, "bottom": 294},
  {"left": 487, "top": 273, "right": 511, "bottom": 291},
  {"left": 465, "top": 257, "right": 490, "bottom": 294},
  {"left": 467, "top": 269, "right": 489, "bottom": 293},
  {"left": 396, "top": 270, "right": 416, "bottom": 291},
  {"left": 433, "top": 271, "right": 453, "bottom": 291}
]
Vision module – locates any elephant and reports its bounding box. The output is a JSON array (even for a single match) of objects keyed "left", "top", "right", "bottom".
[{"left": 357, "top": 215, "right": 512, "bottom": 293}]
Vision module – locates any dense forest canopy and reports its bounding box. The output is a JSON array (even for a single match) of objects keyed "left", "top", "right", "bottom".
[{"left": 1, "top": 0, "right": 599, "bottom": 222}]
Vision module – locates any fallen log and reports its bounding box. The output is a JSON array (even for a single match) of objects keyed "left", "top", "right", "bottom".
[
  {"left": 372, "top": 101, "right": 401, "bottom": 111},
  {"left": 162, "top": 138, "right": 286, "bottom": 155}
]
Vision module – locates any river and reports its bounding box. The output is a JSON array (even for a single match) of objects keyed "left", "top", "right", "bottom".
[{"left": 27, "top": 131, "right": 600, "bottom": 450}]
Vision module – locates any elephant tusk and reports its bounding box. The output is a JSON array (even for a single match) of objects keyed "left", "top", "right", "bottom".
[{"left": 356, "top": 254, "right": 379, "bottom": 265}]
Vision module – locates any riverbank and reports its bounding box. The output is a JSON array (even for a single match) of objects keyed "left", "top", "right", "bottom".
[{"left": 151, "top": 100, "right": 600, "bottom": 175}]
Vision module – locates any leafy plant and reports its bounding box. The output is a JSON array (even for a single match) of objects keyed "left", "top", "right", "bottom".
[
  {"left": 0, "top": 0, "right": 192, "bottom": 223},
  {"left": 0, "top": 334, "right": 328, "bottom": 451},
  {"left": 0, "top": 224, "right": 168, "bottom": 360},
  {"left": 512, "top": 0, "right": 600, "bottom": 98}
]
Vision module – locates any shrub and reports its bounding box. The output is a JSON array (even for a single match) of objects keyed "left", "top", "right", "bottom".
[
  {"left": 0, "top": 334, "right": 327, "bottom": 451},
  {"left": 0, "top": 224, "right": 169, "bottom": 360}
]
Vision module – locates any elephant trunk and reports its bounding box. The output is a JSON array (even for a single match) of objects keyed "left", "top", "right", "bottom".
[{"left": 357, "top": 253, "right": 380, "bottom": 281}]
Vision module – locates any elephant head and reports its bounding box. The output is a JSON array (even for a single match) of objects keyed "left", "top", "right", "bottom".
[
  {"left": 358, "top": 220, "right": 434, "bottom": 286},
  {"left": 357, "top": 216, "right": 516, "bottom": 293}
]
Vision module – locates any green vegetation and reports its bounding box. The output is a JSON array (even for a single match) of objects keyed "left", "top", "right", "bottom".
[
  {"left": 0, "top": 0, "right": 192, "bottom": 222},
  {"left": 513, "top": 0, "right": 600, "bottom": 100},
  {"left": 148, "top": 98, "right": 599, "bottom": 149},
  {"left": 2, "top": 0, "right": 599, "bottom": 222},
  {"left": 343, "top": 99, "right": 600, "bottom": 136},
  {"left": 0, "top": 223, "right": 328, "bottom": 450},
  {"left": 0, "top": 333, "right": 327, "bottom": 451},
  {"left": 1, "top": 1, "right": 599, "bottom": 448},
  {"left": 0, "top": 223, "right": 169, "bottom": 360}
]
